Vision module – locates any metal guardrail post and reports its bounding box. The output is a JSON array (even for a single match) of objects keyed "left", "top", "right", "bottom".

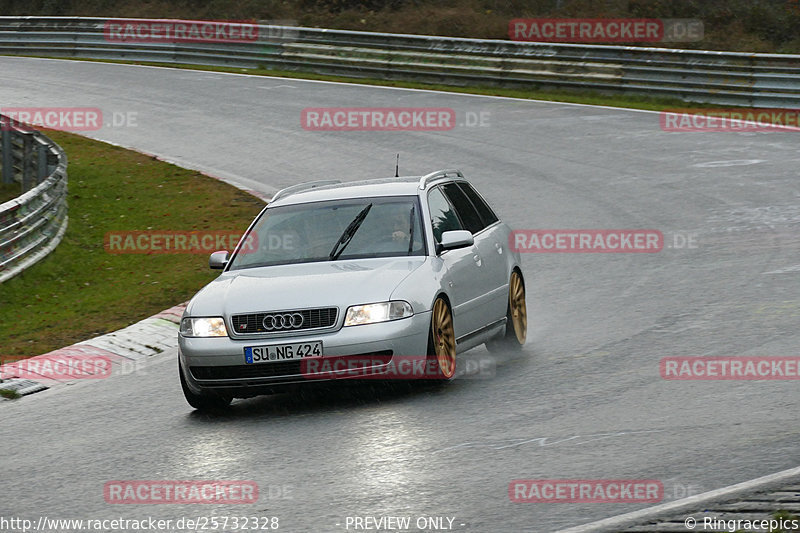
[
  {"left": 21, "top": 132, "right": 33, "bottom": 191},
  {"left": 36, "top": 141, "right": 48, "bottom": 185},
  {"left": 1, "top": 125, "right": 12, "bottom": 185}
]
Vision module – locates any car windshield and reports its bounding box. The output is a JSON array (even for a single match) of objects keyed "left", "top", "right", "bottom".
[{"left": 228, "top": 196, "right": 425, "bottom": 270}]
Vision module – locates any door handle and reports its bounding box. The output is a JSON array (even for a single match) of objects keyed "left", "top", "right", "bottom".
[
  {"left": 495, "top": 242, "right": 503, "bottom": 254},
  {"left": 473, "top": 254, "right": 482, "bottom": 266}
]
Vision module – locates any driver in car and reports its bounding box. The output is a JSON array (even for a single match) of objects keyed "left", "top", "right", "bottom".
[{"left": 389, "top": 210, "right": 410, "bottom": 243}]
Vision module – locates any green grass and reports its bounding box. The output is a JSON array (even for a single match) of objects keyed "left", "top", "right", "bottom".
[
  {"left": 0, "top": 130, "right": 265, "bottom": 357},
  {"left": 0, "top": 182, "right": 21, "bottom": 204},
  {"left": 0, "top": 388, "right": 21, "bottom": 400}
]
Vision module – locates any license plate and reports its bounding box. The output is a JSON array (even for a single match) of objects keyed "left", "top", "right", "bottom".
[{"left": 244, "top": 341, "right": 322, "bottom": 364}]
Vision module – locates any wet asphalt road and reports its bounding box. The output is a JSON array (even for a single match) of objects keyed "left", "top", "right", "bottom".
[{"left": 1, "top": 56, "right": 799, "bottom": 532}]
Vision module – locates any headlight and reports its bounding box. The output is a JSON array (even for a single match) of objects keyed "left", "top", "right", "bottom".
[
  {"left": 344, "top": 301, "right": 413, "bottom": 326},
  {"left": 180, "top": 317, "right": 228, "bottom": 337}
]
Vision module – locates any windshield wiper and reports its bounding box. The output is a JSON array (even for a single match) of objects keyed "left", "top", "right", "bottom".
[
  {"left": 329, "top": 203, "right": 372, "bottom": 261},
  {"left": 407, "top": 204, "right": 415, "bottom": 255}
]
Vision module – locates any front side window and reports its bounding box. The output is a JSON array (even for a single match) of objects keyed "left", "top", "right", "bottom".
[
  {"left": 427, "top": 187, "right": 463, "bottom": 243},
  {"left": 228, "top": 196, "right": 424, "bottom": 270}
]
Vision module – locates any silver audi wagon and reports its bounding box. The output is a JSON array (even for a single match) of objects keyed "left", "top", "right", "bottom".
[{"left": 178, "top": 170, "right": 526, "bottom": 410}]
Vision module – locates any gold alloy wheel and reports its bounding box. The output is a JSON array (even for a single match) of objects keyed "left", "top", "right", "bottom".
[
  {"left": 509, "top": 271, "right": 527, "bottom": 344},
  {"left": 431, "top": 298, "right": 456, "bottom": 379}
]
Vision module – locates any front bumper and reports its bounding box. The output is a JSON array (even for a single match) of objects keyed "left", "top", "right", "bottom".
[{"left": 179, "top": 312, "right": 431, "bottom": 397}]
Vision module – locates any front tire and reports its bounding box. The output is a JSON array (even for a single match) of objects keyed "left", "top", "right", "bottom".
[
  {"left": 426, "top": 297, "right": 457, "bottom": 380},
  {"left": 179, "top": 361, "right": 232, "bottom": 411},
  {"left": 486, "top": 270, "right": 527, "bottom": 353}
]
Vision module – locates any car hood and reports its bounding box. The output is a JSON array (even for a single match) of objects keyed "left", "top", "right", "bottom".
[{"left": 186, "top": 257, "right": 427, "bottom": 317}]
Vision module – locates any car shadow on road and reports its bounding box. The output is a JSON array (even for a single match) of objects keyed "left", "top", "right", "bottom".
[
  {"left": 184, "top": 347, "right": 536, "bottom": 422},
  {"left": 185, "top": 380, "right": 453, "bottom": 421}
]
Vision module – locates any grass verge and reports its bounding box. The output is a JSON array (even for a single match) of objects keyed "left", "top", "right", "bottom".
[
  {"left": 0, "top": 130, "right": 265, "bottom": 357},
  {"left": 0, "top": 183, "right": 21, "bottom": 204},
  {"left": 0, "top": 388, "right": 21, "bottom": 400}
]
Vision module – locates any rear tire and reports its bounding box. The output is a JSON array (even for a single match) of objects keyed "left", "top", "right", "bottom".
[
  {"left": 486, "top": 270, "right": 527, "bottom": 353},
  {"left": 179, "top": 361, "right": 232, "bottom": 411},
  {"left": 426, "top": 297, "right": 457, "bottom": 381}
]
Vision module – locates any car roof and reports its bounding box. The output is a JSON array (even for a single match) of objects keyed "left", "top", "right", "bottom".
[{"left": 268, "top": 174, "right": 466, "bottom": 207}]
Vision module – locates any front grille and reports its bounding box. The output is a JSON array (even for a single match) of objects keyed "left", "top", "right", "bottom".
[
  {"left": 231, "top": 307, "right": 338, "bottom": 334},
  {"left": 190, "top": 351, "right": 393, "bottom": 380}
]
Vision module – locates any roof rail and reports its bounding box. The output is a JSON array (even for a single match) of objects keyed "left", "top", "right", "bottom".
[
  {"left": 418, "top": 169, "right": 464, "bottom": 190},
  {"left": 270, "top": 180, "right": 342, "bottom": 203}
]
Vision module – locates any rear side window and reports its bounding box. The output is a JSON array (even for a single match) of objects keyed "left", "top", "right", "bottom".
[
  {"left": 459, "top": 182, "right": 499, "bottom": 226},
  {"left": 427, "top": 187, "right": 463, "bottom": 242},
  {"left": 442, "top": 183, "right": 484, "bottom": 234}
]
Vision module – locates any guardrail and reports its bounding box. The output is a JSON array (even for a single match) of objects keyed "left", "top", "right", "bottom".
[
  {"left": 0, "top": 17, "right": 799, "bottom": 108},
  {"left": 0, "top": 114, "right": 68, "bottom": 283}
]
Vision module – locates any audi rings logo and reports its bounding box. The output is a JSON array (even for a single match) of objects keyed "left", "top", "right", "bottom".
[{"left": 262, "top": 313, "right": 305, "bottom": 331}]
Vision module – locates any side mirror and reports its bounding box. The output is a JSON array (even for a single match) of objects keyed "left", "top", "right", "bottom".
[
  {"left": 438, "top": 230, "right": 474, "bottom": 253},
  {"left": 209, "top": 250, "right": 229, "bottom": 270}
]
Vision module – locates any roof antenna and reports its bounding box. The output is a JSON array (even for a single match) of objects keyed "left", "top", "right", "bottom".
[{"left": 395, "top": 153, "right": 400, "bottom": 177}]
